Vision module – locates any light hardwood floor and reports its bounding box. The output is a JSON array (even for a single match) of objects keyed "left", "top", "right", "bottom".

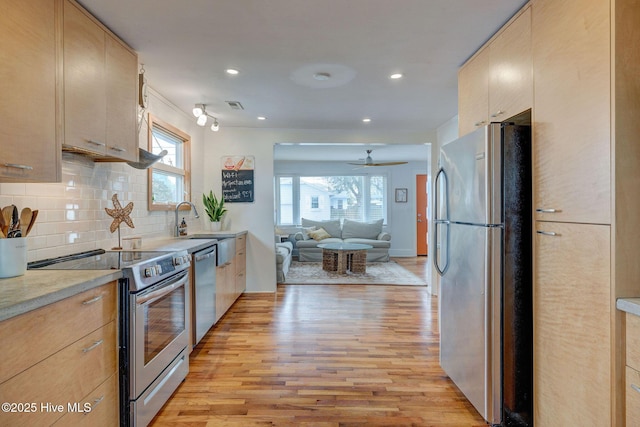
[{"left": 151, "top": 257, "right": 486, "bottom": 426}]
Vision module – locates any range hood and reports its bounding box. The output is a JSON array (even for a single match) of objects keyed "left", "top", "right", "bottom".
[{"left": 62, "top": 145, "right": 167, "bottom": 170}]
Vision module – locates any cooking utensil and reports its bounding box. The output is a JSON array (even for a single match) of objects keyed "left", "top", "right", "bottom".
[
  {"left": 20, "top": 208, "right": 32, "bottom": 237},
  {"left": 7, "top": 205, "right": 20, "bottom": 237},
  {"left": 1, "top": 206, "right": 13, "bottom": 237},
  {"left": 25, "top": 210, "right": 38, "bottom": 237}
]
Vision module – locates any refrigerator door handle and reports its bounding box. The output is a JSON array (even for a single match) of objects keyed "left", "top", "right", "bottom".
[
  {"left": 434, "top": 167, "right": 450, "bottom": 276},
  {"left": 434, "top": 167, "right": 449, "bottom": 221},
  {"left": 434, "top": 221, "right": 450, "bottom": 276}
]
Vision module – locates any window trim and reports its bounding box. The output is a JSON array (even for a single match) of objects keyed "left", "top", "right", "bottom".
[{"left": 147, "top": 114, "right": 192, "bottom": 211}]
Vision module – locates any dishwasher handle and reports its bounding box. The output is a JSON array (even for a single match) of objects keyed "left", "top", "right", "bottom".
[{"left": 194, "top": 247, "right": 216, "bottom": 262}]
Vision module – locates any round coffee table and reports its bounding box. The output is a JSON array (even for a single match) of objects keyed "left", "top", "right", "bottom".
[{"left": 317, "top": 242, "right": 373, "bottom": 274}]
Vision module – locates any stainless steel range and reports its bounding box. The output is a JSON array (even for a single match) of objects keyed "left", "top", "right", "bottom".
[{"left": 29, "top": 249, "right": 192, "bottom": 426}]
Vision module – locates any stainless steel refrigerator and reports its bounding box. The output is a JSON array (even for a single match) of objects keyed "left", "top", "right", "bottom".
[{"left": 434, "top": 122, "right": 532, "bottom": 426}]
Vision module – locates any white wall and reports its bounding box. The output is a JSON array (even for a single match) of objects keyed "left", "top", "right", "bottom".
[
  {"left": 0, "top": 87, "right": 208, "bottom": 262},
  {"left": 204, "top": 128, "right": 435, "bottom": 293}
]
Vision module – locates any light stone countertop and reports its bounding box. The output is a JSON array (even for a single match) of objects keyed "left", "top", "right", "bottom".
[
  {"left": 616, "top": 298, "right": 640, "bottom": 317},
  {"left": 0, "top": 231, "right": 247, "bottom": 323},
  {"left": 0, "top": 270, "right": 122, "bottom": 322}
]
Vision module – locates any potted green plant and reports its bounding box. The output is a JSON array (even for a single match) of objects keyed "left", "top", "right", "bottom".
[{"left": 202, "top": 191, "right": 227, "bottom": 231}]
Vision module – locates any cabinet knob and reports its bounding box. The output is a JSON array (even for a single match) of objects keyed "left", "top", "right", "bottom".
[
  {"left": 109, "top": 146, "right": 126, "bottom": 152},
  {"left": 87, "top": 140, "right": 106, "bottom": 147},
  {"left": 474, "top": 120, "right": 487, "bottom": 127},
  {"left": 490, "top": 110, "right": 505, "bottom": 118}
]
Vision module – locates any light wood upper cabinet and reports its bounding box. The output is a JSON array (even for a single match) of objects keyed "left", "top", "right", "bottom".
[
  {"left": 458, "top": 48, "right": 489, "bottom": 136},
  {"left": 105, "top": 34, "right": 138, "bottom": 162},
  {"left": 0, "top": 0, "right": 60, "bottom": 182},
  {"left": 63, "top": 0, "right": 107, "bottom": 155},
  {"left": 63, "top": 0, "right": 138, "bottom": 162},
  {"left": 458, "top": 7, "right": 532, "bottom": 137},
  {"left": 534, "top": 222, "right": 611, "bottom": 426},
  {"left": 488, "top": 7, "right": 532, "bottom": 122},
  {"left": 532, "top": 0, "right": 610, "bottom": 225}
]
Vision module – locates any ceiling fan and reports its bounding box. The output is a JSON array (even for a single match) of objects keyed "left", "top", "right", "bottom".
[{"left": 347, "top": 150, "right": 408, "bottom": 167}]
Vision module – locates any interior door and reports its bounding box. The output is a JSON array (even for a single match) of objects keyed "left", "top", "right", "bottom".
[{"left": 416, "top": 174, "right": 428, "bottom": 255}]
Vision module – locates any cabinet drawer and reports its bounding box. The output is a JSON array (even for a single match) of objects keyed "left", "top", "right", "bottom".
[
  {"left": 236, "top": 234, "right": 246, "bottom": 252},
  {"left": 627, "top": 366, "right": 640, "bottom": 426},
  {"left": 0, "top": 321, "right": 117, "bottom": 426},
  {"left": 53, "top": 373, "right": 119, "bottom": 427},
  {"left": 0, "top": 282, "right": 116, "bottom": 383},
  {"left": 627, "top": 313, "right": 640, "bottom": 370}
]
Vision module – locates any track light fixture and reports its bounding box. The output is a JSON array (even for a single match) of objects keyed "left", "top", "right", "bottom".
[{"left": 192, "top": 104, "right": 220, "bottom": 131}]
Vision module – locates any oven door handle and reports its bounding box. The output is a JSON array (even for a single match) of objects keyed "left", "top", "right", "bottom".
[{"left": 136, "top": 271, "right": 189, "bottom": 306}]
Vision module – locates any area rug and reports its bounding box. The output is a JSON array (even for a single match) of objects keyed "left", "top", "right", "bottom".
[{"left": 283, "top": 261, "right": 427, "bottom": 286}]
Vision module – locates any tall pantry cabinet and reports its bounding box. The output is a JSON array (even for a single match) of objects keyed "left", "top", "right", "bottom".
[{"left": 531, "top": 0, "right": 639, "bottom": 425}]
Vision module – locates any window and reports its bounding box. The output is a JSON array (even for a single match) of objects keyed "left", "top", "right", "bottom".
[
  {"left": 275, "top": 174, "right": 387, "bottom": 225},
  {"left": 147, "top": 115, "right": 191, "bottom": 211}
]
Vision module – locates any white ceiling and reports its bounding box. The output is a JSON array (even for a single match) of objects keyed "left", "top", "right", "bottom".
[{"left": 77, "top": 0, "right": 528, "bottom": 134}]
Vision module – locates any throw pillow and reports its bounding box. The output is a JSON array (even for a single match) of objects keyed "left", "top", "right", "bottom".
[
  {"left": 301, "top": 226, "right": 317, "bottom": 240},
  {"left": 308, "top": 227, "right": 331, "bottom": 241},
  {"left": 341, "top": 218, "right": 383, "bottom": 239},
  {"left": 301, "top": 218, "right": 341, "bottom": 238}
]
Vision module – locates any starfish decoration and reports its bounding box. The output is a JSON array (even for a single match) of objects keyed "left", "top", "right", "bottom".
[{"left": 105, "top": 194, "right": 135, "bottom": 233}]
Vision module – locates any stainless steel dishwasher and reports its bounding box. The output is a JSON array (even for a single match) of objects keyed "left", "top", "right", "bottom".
[{"left": 192, "top": 244, "right": 217, "bottom": 344}]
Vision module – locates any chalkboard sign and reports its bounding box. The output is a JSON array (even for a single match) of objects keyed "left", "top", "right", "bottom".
[{"left": 222, "top": 169, "right": 254, "bottom": 202}]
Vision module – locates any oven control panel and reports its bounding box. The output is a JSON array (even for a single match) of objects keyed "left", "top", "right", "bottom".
[
  {"left": 142, "top": 255, "right": 190, "bottom": 277},
  {"left": 125, "top": 250, "right": 191, "bottom": 291}
]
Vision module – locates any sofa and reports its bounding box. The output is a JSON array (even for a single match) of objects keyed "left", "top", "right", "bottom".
[
  {"left": 295, "top": 218, "right": 391, "bottom": 262},
  {"left": 275, "top": 241, "right": 293, "bottom": 283}
]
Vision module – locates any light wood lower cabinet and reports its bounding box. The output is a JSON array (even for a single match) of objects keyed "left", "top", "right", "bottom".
[
  {"left": 215, "top": 260, "right": 234, "bottom": 323},
  {"left": 0, "top": 282, "right": 118, "bottom": 426},
  {"left": 53, "top": 373, "right": 119, "bottom": 427},
  {"left": 235, "top": 234, "right": 247, "bottom": 294},
  {"left": 215, "top": 234, "right": 247, "bottom": 322},
  {"left": 534, "top": 222, "right": 610, "bottom": 426},
  {"left": 625, "top": 313, "right": 640, "bottom": 425}
]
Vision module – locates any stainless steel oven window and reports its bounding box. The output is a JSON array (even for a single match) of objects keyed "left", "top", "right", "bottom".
[
  {"left": 142, "top": 285, "right": 186, "bottom": 364},
  {"left": 132, "top": 270, "right": 190, "bottom": 398}
]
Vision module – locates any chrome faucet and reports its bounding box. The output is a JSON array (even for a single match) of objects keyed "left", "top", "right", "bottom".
[{"left": 175, "top": 201, "right": 199, "bottom": 236}]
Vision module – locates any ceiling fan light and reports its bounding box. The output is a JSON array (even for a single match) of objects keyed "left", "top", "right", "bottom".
[{"left": 196, "top": 114, "right": 208, "bottom": 126}]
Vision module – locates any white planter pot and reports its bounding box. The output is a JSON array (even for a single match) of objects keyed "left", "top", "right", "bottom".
[{"left": 207, "top": 221, "right": 221, "bottom": 232}]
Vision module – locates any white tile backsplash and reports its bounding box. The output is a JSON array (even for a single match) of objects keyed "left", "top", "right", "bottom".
[{"left": 0, "top": 153, "right": 202, "bottom": 262}]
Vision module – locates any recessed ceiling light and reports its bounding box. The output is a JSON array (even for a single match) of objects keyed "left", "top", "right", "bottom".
[
  {"left": 362, "top": 118, "right": 371, "bottom": 123},
  {"left": 257, "top": 116, "right": 267, "bottom": 120},
  {"left": 390, "top": 73, "right": 403, "bottom": 79},
  {"left": 313, "top": 72, "right": 331, "bottom": 81},
  {"left": 226, "top": 68, "right": 239, "bottom": 75}
]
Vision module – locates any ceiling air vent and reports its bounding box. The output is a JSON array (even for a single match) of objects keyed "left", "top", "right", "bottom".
[{"left": 225, "top": 101, "right": 244, "bottom": 110}]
